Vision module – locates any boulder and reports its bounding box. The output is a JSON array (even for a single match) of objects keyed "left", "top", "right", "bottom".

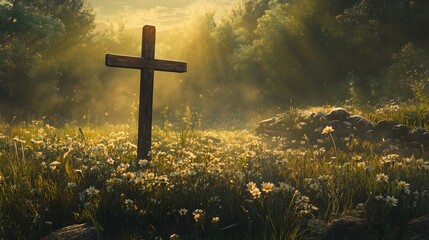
[
  {"left": 355, "top": 118, "right": 374, "bottom": 133},
  {"left": 403, "top": 215, "right": 429, "bottom": 240},
  {"left": 422, "top": 131, "right": 429, "bottom": 142},
  {"left": 345, "top": 115, "right": 365, "bottom": 125},
  {"left": 409, "top": 141, "right": 423, "bottom": 149},
  {"left": 256, "top": 117, "right": 277, "bottom": 134},
  {"left": 339, "top": 121, "right": 354, "bottom": 137},
  {"left": 362, "top": 130, "right": 375, "bottom": 140},
  {"left": 41, "top": 223, "right": 96, "bottom": 240},
  {"left": 312, "top": 111, "right": 328, "bottom": 123},
  {"left": 374, "top": 120, "right": 398, "bottom": 138},
  {"left": 391, "top": 124, "right": 411, "bottom": 139},
  {"left": 406, "top": 127, "right": 426, "bottom": 142},
  {"left": 322, "top": 216, "right": 376, "bottom": 240},
  {"left": 326, "top": 108, "right": 350, "bottom": 121}
]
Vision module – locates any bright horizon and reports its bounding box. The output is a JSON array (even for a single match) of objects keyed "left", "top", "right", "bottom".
[{"left": 88, "top": 0, "right": 241, "bottom": 30}]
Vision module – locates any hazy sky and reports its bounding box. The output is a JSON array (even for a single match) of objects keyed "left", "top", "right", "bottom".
[{"left": 89, "top": 0, "right": 240, "bottom": 30}]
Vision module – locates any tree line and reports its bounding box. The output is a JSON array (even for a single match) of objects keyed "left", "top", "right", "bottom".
[{"left": 1, "top": 0, "right": 429, "bottom": 122}]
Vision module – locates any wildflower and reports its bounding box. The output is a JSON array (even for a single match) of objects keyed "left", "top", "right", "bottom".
[
  {"left": 309, "top": 182, "right": 320, "bottom": 191},
  {"left": 85, "top": 186, "right": 100, "bottom": 197},
  {"left": 106, "top": 158, "right": 114, "bottom": 165},
  {"left": 124, "top": 199, "right": 134, "bottom": 205},
  {"left": 397, "top": 181, "right": 411, "bottom": 194},
  {"left": 357, "top": 162, "right": 366, "bottom": 169},
  {"left": 318, "top": 175, "right": 330, "bottom": 181},
  {"left": 385, "top": 195, "right": 398, "bottom": 207},
  {"left": 277, "top": 182, "right": 295, "bottom": 192},
  {"left": 170, "top": 234, "right": 180, "bottom": 239},
  {"left": 356, "top": 203, "right": 365, "bottom": 209},
  {"left": 376, "top": 173, "right": 389, "bottom": 183},
  {"left": 50, "top": 161, "right": 61, "bottom": 171},
  {"left": 67, "top": 182, "right": 77, "bottom": 188},
  {"left": 246, "top": 182, "right": 261, "bottom": 199},
  {"left": 179, "top": 208, "right": 188, "bottom": 216},
  {"left": 138, "top": 159, "right": 149, "bottom": 167},
  {"left": 261, "top": 182, "right": 275, "bottom": 193},
  {"left": 212, "top": 216, "right": 220, "bottom": 224},
  {"left": 322, "top": 126, "right": 337, "bottom": 157},
  {"left": 322, "top": 126, "right": 334, "bottom": 134},
  {"left": 123, "top": 172, "right": 135, "bottom": 179},
  {"left": 294, "top": 191, "right": 319, "bottom": 216},
  {"left": 375, "top": 195, "right": 384, "bottom": 201},
  {"left": 124, "top": 199, "right": 136, "bottom": 210},
  {"left": 192, "top": 209, "right": 204, "bottom": 222},
  {"left": 116, "top": 163, "right": 129, "bottom": 173}
]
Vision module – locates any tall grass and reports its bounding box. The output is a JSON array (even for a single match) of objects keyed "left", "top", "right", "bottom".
[{"left": 0, "top": 106, "right": 429, "bottom": 239}]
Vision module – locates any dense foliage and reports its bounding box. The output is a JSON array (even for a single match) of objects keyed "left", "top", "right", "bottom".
[
  {"left": 1, "top": 0, "right": 429, "bottom": 120},
  {"left": 181, "top": 0, "right": 429, "bottom": 108}
]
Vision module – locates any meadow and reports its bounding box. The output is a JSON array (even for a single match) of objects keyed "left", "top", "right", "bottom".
[{"left": 1, "top": 105, "right": 429, "bottom": 240}]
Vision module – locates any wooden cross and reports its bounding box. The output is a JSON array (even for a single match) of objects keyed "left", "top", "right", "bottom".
[{"left": 105, "top": 25, "right": 187, "bottom": 161}]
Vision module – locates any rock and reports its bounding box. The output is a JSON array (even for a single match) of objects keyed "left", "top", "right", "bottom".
[
  {"left": 41, "top": 223, "right": 96, "bottom": 240},
  {"left": 362, "top": 130, "right": 375, "bottom": 140},
  {"left": 406, "top": 127, "right": 426, "bottom": 142},
  {"left": 391, "top": 124, "right": 411, "bottom": 138},
  {"left": 305, "top": 219, "right": 328, "bottom": 239},
  {"left": 259, "top": 129, "right": 286, "bottom": 137},
  {"left": 422, "top": 132, "right": 429, "bottom": 142},
  {"left": 325, "top": 120, "right": 342, "bottom": 130},
  {"left": 258, "top": 117, "right": 276, "bottom": 127},
  {"left": 342, "top": 121, "right": 353, "bottom": 128},
  {"left": 409, "top": 141, "right": 423, "bottom": 149},
  {"left": 374, "top": 120, "right": 398, "bottom": 138},
  {"left": 374, "top": 120, "right": 397, "bottom": 131},
  {"left": 322, "top": 216, "right": 376, "bottom": 240},
  {"left": 256, "top": 117, "right": 277, "bottom": 134},
  {"left": 355, "top": 118, "right": 374, "bottom": 133},
  {"left": 326, "top": 108, "right": 350, "bottom": 121},
  {"left": 340, "top": 121, "right": 354, "bottom": 137},
  {"left": 403, "top": 215, "right": 429, "bottom": 240},
  {"left": 312, "top": 111, "right": 328, "bottom": 122},
  {"left": 311, "top": 126, "right": 324, "bottom": 140},
  {"left": 345, "top": 115, "right": 365, "bottom": 125}
]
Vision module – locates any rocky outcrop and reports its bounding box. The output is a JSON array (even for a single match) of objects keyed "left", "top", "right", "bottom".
[
  {"left": 321, "top": 216, "right": 376, "bottom": 240},
  {"left": 256, "top": 107, "right": 429, "bottom": 148},
  {"left": 403, "top": 215, "right": 429, "bottom": 240}
]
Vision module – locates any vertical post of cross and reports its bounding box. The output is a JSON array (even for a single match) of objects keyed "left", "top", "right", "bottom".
[
  {"left": 139, "top": 26, "right": 156, "bottom": 161},
  {"left": 105, "top": 25, "right": 187, "bottom": 163}
]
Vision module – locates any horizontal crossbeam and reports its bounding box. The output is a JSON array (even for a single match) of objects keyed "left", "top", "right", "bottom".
[{"left": 105, "top": 54, "right": 187, "bottom": 73}]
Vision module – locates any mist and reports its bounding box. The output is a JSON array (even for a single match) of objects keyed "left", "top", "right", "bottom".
[{"left": 1, "top": 0, "right": 429, "bottom": 125}]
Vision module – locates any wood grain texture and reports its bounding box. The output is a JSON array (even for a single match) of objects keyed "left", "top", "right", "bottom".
[
  {"left": 104, "top": 25, "right": 187, "bottom": 161},
  {"left": 105, "top": 54, "right": 187, "bottom": 72}
]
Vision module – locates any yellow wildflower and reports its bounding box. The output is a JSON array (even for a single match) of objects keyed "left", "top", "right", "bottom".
[{"left": 322, "top": 126, "right": 334, "bottom": 134}]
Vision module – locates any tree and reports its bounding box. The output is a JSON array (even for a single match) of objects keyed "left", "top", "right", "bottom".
[{"left": 0, "top": 0, "right": 95, "bottom": 118}]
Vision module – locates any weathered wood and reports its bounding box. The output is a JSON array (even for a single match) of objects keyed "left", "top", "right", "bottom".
[
  {"left": 105, "top": 54, "right": 187, "bottom": 72},
  {"left": 105, "top": 25, "right": 187, "bottom": 161},
  {"left": 139, "top": 25, "right": 156, "bottom": 161}
]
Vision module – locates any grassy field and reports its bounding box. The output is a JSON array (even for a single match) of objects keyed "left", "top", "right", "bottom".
[{"left": 1, "top": 105, "right": 429, "bottom": 239}]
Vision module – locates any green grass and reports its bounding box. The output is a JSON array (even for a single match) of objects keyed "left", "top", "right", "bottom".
[{"left": 1, "top": 105, "right": 429, "bottom": 239}]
